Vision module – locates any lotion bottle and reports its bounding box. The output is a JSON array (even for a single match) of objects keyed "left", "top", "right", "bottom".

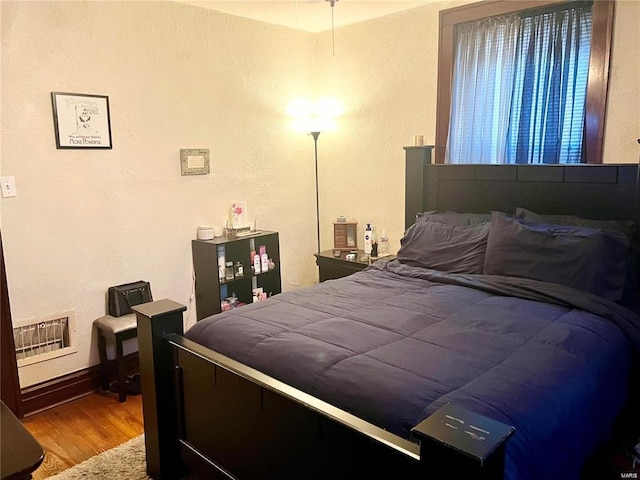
[
  {"left": 364, "top": 224, "right": 373, "bottom": 254},
  {"left": 260, "top": 245, "right": 269, "bottom": 273},
  {"left": 253, "top": 250, "right": 261, "bottom": 274}
]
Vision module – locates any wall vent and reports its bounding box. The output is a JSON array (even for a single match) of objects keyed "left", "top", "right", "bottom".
[{"left": 13, "top": 310, "right": 77, "bottom": 367}]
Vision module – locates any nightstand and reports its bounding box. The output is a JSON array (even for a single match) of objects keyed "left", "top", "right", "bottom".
[{"left": 314, "top": 250, "right": 395, "bottom": 282}]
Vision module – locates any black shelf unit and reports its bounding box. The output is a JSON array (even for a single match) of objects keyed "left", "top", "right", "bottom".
[{"left": 192, "top": 231, "right": 281, "bottom": 321}]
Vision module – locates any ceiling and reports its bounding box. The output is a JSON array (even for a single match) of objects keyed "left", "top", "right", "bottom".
[{"left": 173, "top": 1, "right": 433, "bottom": 33}]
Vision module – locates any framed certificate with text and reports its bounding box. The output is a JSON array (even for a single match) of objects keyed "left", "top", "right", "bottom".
[{"left": 51, "top": 92, "right": 112, "bottom": 149}]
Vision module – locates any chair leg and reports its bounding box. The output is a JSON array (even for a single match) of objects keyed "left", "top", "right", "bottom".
[
  {"left": 115, "top": 334, "right": 127, "bottom": 403},
  {"left": 97, "top": 330, "right": 109, "bottom": 391}
]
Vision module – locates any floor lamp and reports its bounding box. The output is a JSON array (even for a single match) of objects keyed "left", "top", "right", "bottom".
[{"left": 311, "top": 131, "right": 321, "bottom": 254}]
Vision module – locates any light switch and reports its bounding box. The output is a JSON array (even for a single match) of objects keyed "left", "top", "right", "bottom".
[{"left": 1, "top": 176, "right": 17, "bottom": 197}]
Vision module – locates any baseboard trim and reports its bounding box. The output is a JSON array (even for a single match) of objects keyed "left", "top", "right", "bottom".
[{"left": 21, "top": 353, "right": 139, "bottom": 416}]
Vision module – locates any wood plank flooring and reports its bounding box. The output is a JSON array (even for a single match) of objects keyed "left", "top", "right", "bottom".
[{"left": 21, "top": 391, "right": 144, "bottom": 480}]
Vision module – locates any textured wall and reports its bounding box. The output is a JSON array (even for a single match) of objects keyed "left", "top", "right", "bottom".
[
  {"left": 604, "top": 0, "right": 640, "bottom": 160},
  {"left": 2, "top": 0, "right": 639, "bottom": 388},
  {"left": 312, "top": 0, "right": 640, "bottom": 256},
  {"left": 1, "top": 1, "right": 316, "bottom": 387}
]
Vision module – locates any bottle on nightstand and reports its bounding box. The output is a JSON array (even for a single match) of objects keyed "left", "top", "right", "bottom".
[
  {"left": 364, "top": 224, "right": 373, "bottom": 254},
  {"left": 370, "top": 227, "right": 378, "bottom": 257},
  {"left": 379, "top": 230, "right": 389, "bottom": 256}
]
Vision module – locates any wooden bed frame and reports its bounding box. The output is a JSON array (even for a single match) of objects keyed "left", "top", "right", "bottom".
[{"left": 134, "top": 151, "right": 639, "bottom": 480}]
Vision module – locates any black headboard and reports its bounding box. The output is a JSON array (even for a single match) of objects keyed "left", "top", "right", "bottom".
[{"left": 405, "top": 150, "right": 639, "bottom": 231}]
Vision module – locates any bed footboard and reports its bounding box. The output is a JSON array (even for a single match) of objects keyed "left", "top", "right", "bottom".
[
  {"left": 133, "top": 299, "right": 187, "bottom": 479},
  {"left": 134, "top": 300, "right": 514, "bottom": 480}
]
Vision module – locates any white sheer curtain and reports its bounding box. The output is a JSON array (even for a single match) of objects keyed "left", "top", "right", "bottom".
[{"left": 446, "top": 15, "right": 521, "bottom": 164}]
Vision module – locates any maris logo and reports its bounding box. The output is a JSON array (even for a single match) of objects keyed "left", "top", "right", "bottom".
[{"left": 620, "top": 473, "right": 638, "bottom": 479}]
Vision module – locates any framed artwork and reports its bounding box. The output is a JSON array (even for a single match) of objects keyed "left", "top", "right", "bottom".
[
  {"left": 180, "top": 149, "right": 210, "bottom": 176},
  {"left": 51, "top": 92, "right": 112, "bottom": 149},
  {"left": 333, "top": 221, "right": 358, "bottom": 250},
  {"left": 231, "top": 201, "right": 248, "bottom": 228}
]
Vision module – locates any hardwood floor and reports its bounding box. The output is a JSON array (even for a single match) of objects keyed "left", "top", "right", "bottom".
[{"left": 21, "top": 390, "right": 144, "bottom": 479}]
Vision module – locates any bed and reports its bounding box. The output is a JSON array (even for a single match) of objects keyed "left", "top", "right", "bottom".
[{"left": 134, "top": 159, "right": 640, "bottom": 480}]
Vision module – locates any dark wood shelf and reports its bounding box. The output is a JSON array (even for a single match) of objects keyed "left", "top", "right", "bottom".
[
  {"left": 314, "top": 249, "right": 395, "bottom": 282},
  {"left": 192, "top": 231, "right": 281, "bottom": 320}
]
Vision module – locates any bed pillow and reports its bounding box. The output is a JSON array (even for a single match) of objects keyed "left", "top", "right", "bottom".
[
  {"left": 484, "top": 212, "right": 630, "bottom": 301},
  {"left": 515, "top": 207, "right": 639, "bottom": 304},
  {"left": 515, "top": 207, "right": 636, "bottom": 239},
  {"left": 415, "top": 210, "right": 494, "bottom": 225},
  {"left": 397, "top": 221, "right": 490, "bottom": 273}
]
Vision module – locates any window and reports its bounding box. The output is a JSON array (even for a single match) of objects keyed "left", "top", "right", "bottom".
[{"left": 436, "top": 0, "right": 614, "bottom": 164}]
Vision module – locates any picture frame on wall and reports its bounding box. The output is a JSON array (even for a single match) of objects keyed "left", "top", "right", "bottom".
[
  {"left": 51, "top": 92, "right": 112, "bottom": 149},
  {"left": 180, "top": 148, "right": 210, "bottom": 176}
]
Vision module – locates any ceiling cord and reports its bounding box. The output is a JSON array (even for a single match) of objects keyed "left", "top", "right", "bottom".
[
  {"left": 326, "top": 0, "right": 339, "bottom": 56},
  {"left": 331, "top": 3, "right": 335, "bottom": 56}
]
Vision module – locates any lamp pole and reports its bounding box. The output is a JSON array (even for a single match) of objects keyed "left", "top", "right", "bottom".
[{"left": 311, "top": 131, "right": 321, "bottom": 254}]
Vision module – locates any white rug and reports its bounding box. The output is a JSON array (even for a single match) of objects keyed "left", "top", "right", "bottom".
[{"left": 47, "top": 435, "right": 150, "bottom": 480}]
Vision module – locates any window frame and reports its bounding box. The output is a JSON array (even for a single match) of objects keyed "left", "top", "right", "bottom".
[{"left": 435, "top": 0, "right": 615, "bottom": 164}]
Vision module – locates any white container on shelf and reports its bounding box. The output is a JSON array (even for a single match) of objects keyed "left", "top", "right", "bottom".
[
  {"left": 260, "top": 245, "right": 269, "bottom": 272},
  {"left": 197, "top": 225, "right": 214, "bottom": 240},
  {"left": 253, "top": 251, "right": 261, "bottom": 274}
]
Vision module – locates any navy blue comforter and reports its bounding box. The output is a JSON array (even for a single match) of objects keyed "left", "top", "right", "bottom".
[{"left": 186, "top": 259, "right": 640, "bottom": 480}]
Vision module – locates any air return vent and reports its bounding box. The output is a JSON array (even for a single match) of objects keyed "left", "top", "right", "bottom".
[{"left": 13, "top": 310, "right": 77, "bottom": 367}]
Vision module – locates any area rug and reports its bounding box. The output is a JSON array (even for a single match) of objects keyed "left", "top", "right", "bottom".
[{"left": 47, "top": 435, "right": 150, "bottom": 480}]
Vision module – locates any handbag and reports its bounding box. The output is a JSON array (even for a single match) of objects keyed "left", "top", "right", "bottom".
[{"left": 108, "top": 280, "right": 153, "bottom": 317}]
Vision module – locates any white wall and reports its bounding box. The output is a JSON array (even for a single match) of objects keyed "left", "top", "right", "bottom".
[
  {"left": 604, "top": 0, "right": 640, "bottom": 159},
  {"left": 311, "top": 3, "right": 443, "bottom": 254},
  {"left": 1, "top": 1, "right": 317, "bottom": 387},
  {"left": 312, "top": 0, "right": 640, "bottom": 254},
  {"left": 2, "top": 0, "right": 639, "bottom": 388}
]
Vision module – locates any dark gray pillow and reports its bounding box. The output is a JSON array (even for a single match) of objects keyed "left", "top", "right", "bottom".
[
  {"left": 416, "top": 210, "right": 494, "bottom": 225},
  {"left": 398, "top": 221, "right": 490, "bottom": 274},
  {"left": 515, "top": 207, "right": 639, "bottom": 302},
  {"left": 515, "top": 207, "right": 635, "bottom": 239},
  {"left": 484, "top": 213, "right": 630, "bottom": 301}
]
